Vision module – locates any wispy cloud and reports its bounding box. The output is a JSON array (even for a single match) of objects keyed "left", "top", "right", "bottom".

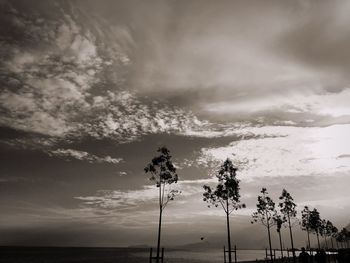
[
  {"left": 203, "top": 88, "right": 350, "bottom": 118},
  {"left": 75, "top": 179, "right": 208, "bottom": 212},
  {"left": 49, "top": 149, "right": 122, "bottom": 164}
]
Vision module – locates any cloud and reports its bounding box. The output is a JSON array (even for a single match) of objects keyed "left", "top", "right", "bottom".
[
  {"left": 75, "top": 179, "right": 209, "bottom": 213},
  {"left": 2, "top": 1, "right": 350, "bottom": 248},
  {"left": 120, "top": 0, "right": 350, "bottom": 125},
  {"left": 0, "top": 176, "right": 27, "bottom": 183},
  {"left": 3, "top": 0, "right": 350, "bottom": 148},
  {"left": 203, "top": 88, "right": 350, "bottom": 119},
  {"left": 276, "top": 0, "right": 350, "bottom": 77},
  {"left": 199, "top": 124, "right": 350, "bottom": 178},
  {"left": 0, "top": 0, "right": 208, "bottom": 147},
  {"left": 0, "top": 1, "right": 104, "bottom": 137},
  {"left": 49, "top": 148, "right": 122, "bottom": 164},
  {"left": 73, "top": 171, "right": 350, "bottom": 236},
  {"left": 337, "top": 154, "right": 350, "bottom": 159}
]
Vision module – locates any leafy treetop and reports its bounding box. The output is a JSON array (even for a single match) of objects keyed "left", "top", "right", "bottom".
[
  {"left": 273, "top": 213, "right": 287, "bottom": 232},
  {"left": 251, "top": 188, "right": 276, "bottom": 228},
  {"left": 144, "top": 146, "right": 178, "bottom": 186},
  {"left": 308, "top": 208, "right": 322, "bottom": 235},
  {"left": 203, "top": 158, "right": 245, "bottom": 214},
  {"left": 301, "top": 206, "right": 312, "bottom": 231},
  {"left": 144, "top": 146, "right": 179, "bottom": 209},
  {"left": 279, "top": 189, "right": 297, "bottom": 218}
]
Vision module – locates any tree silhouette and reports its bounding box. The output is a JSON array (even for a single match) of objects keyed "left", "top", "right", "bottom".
[
  {"left": 335, "top": 231, "right": 344, "bottom": 248},
  {"left": 144, "top": 146, "right": 179, "bottom": 263},
  {"left": 330, "top": 224, "right": 338, "bottom": 249},
  {"left": 319, "top": 219, "right": 327, "bottom": 249},
  {"left": 279, "top": 189, "right": 297, "bottom": 263},
  {"left": 309, "top": 208, "right": 322, "bottom": 249},
  {"left": 273, "top": 212, "right": 287, "bottom": 260},
  {"left": 251, "top": 188, "right": 276, "bottom": 263},
  {"left": 336, "top": 229, "right": 346, "bottom": 248},
  {"left": 337, "top": 228, "right": 350, "bottom": 248},
  {"left": 322, "top": 220, "right": 337, "bottom": 250},
  {"left": 203, "top": 158, "right": 245, "bottom": 263},
  {"left": 301, "top": 206, "right": 312, "bottom": 251},
  {"left": 346, "top": 228, "right": 350, "bottom": 248},
  {"left": 320, "top": 219, "right": 334, "bottom": 249}
]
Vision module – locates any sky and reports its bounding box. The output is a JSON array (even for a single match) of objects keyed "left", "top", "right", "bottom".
[{"left": 0, "top": 0, "right": 350, "bottom": 248}]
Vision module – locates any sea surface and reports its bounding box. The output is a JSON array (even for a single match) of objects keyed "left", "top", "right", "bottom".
[
  {"left": 134, "top": 248, "right": 301, "bottom": 262},
  {"left": 0, "top": 246, "right": 304, "bottom": 263}
]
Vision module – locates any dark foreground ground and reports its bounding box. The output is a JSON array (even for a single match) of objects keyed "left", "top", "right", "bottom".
[{"left": 0, "top": 247, "right": 348, "bottom": 263}]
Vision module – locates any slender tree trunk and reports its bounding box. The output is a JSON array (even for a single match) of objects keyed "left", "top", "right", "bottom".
[
  {"left": 307, "top": 229, "right": 311, "bottom": 251},
  {"left": 331, "top": 238, "right": 334, "bottom": 250},
  {"left": 267, "top": 224, "right": 273, "bottom": 262},
  {"left": 156, "top": 208, "right": 163, "bottom": 263},
  {"left": 265, "top": 213, "right": 273, "bottom": 263},
  {"left": 226, "top": 200, "right": 232, "bottom": 263},
  {"left": 316, "top": 232, "right": 320, "bottom": 250},
  {"left": 287, "top": 216, "right": 296, "bottom": 263},
  {"left": 324, "top": 235, "right": 328, "bottom": 250},
  {"left": 156, "top": 183, "right": 163, "bottom": 263},
  {"left": 278, "top": 230, "right": 284, "bottom": 260}
]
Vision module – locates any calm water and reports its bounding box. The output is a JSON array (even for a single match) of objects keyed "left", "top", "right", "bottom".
[{"left": 134, "top": 249, "right": 301, "bottom": 262}]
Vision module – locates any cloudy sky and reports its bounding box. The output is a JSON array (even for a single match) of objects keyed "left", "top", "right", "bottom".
[{"left": 0, "top": 0, "right": 350, "bottom": 248}]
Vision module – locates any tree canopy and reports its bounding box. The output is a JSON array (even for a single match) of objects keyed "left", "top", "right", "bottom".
[
  {"left": 251, "top": 188, "right": 276, "bottom": 228},
  {"left": 144, "top": 146, "right": 179, "bottom": 210},
  {"left": 203, "top": 158, "right": 245, "bottom": 214}
]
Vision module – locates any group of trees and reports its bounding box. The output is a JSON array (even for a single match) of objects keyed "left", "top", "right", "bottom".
[
  {"left": 144, "top": 147, "right": 349, "bottom": 263},
  {"left": 145, "top": 148, "right": 245, "bottom": 263},
  {"left": 250, "top": 188, "right": 350, "bottom": 263},
  {"left": 251, "top": 188, "right": 298, "bottom": 263},
  {"left": 336, "top": 228, "right": 350, "bottom": 248},
  {"left": 301, "top": 206, "right": 350, "bottom": 250}
]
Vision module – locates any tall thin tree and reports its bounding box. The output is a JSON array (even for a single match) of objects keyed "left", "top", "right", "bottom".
[
  {"left": 203, "top": 158, "right": 245, "bottom": 263},
  {"left": 338, "top": 228, "right": 350, "bottom": 248},
  {"left": 309, "top": 208, "right": 322, "bottom": 249},
  {"left": 336, "top": 231, "right": 345, "bottom": 248},
  {"left": 273, "top": 213, "right": 287, "bottom": 260},
  {"left": 279, "top": 189, "right": 297, "bottom": 263},
  {"left": 251, "top": 188, "right": 276, "bottom": 263},
  {"left": 326, "top": 221, "right": 337, "bottom": 250},
  {"left": 144, "top": 147, "right": 179, "bottom": 263},
  {"left": 301, "top": 206, "right": 312, "bottom": 251},
  {"left": 320, "top": 219, "right": 334, "bottom": 250},
  {"left": 330, "top": 225, "right": 338, "bottom": 250},
  {"left": 346, "top": 228, "right": 350, "bottom": 248}
]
